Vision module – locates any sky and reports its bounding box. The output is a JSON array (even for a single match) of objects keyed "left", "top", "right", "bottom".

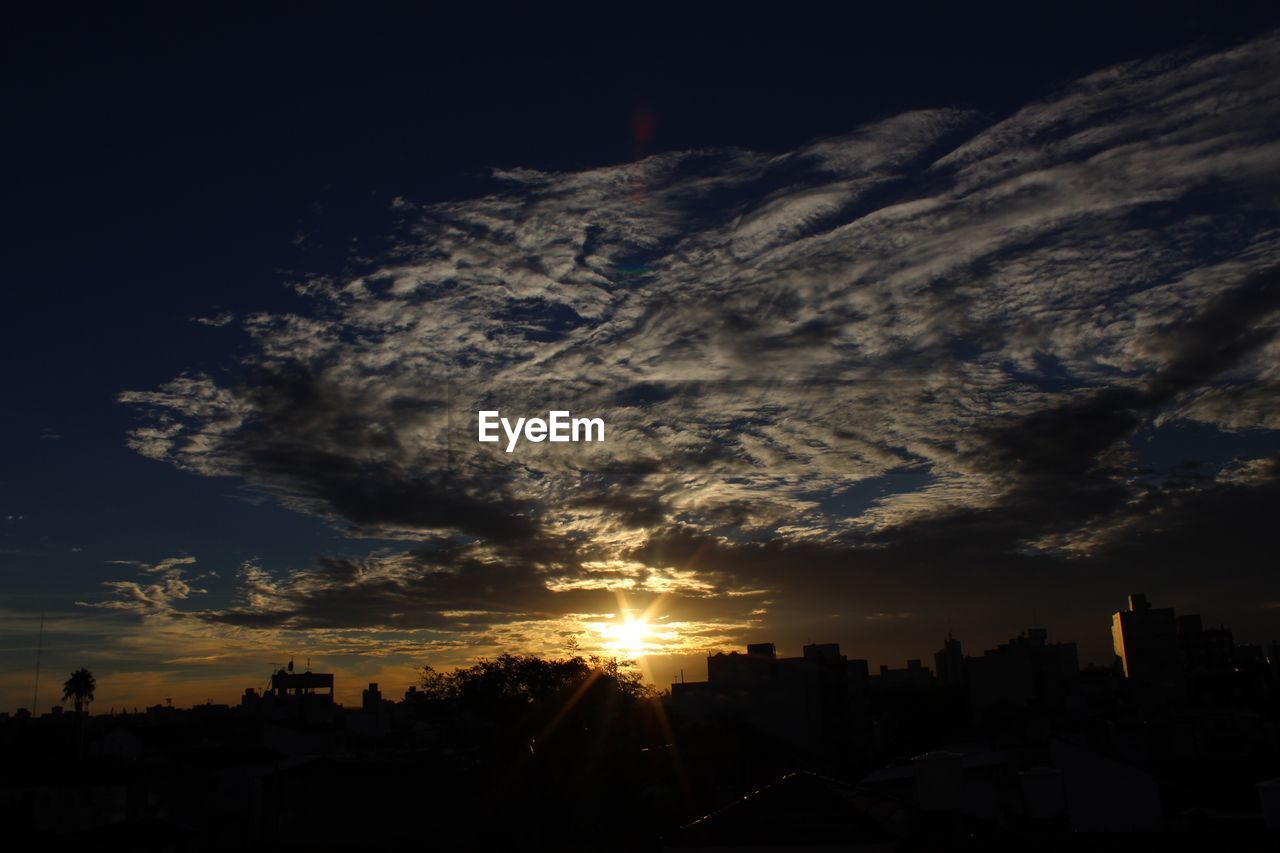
[{"left": 3, "top": 8, "right": 1280, "bottom": 711}]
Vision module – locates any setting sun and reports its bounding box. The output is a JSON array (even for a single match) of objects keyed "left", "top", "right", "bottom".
[{"left": 602, "top": 616, "right": 651, "bottom": 657}]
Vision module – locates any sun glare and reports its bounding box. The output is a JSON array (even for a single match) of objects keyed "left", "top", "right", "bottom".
[{"left": 603, "top": 616, "right": 650, "bottom": 657}]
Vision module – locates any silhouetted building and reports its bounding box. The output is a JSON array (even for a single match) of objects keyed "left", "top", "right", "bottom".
[
  {"left": 1179, "top": 614, "right": 1236, "bottom": 675},
  {"left": 1111, "top": 593, "right": 1185, "bottom": 705},
  {"left": 269, "top": 669, "right": 334, "bottom": 701},
  {"left": 1260, "top": 778, "right": 1280, "bottom": 832},
  {"left": 846, "top": 658, "right": 870, "bottom": 700},
  {"left": 802, "top": 643, "right": 842, "bottom": 663},
  {"left": 702, "top": 646, "right": 825, "bottom": 753},
  {"left": 1049, "top": 737, "right": 1164, "bottom": 830},
  {"left": 246, "top": 667, "right": 338, "bottom": 724},
  {"left": 361, "top": 682, "right": 382, "bottom": 715},
  {"left": 679, "top": 643, "right": 858, "bottom": 760},
  {"left": 935, "top": 634, "right": 965, "bottom": 687},
  {"left": 875, "top": 659, "right": 933, "bottom": 691},
  {"left": 860, "top": 744, "right": 1010, "bottom": 827},
  {"left": 966, "top": 628, "right": 1078, "bottom": 722}
]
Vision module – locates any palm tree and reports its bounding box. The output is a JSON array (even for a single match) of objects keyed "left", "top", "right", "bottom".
[{"left": 62, "top": 668, "right": 96, "bottom": 714}]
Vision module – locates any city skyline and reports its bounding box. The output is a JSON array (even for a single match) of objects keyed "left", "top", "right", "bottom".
[{"left": 10, "top": 587, "right": 1262, "bottom": 713}]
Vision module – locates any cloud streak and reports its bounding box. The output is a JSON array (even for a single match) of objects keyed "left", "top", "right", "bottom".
[{"left": 114, "top": 33, "right": 1280, "bottom": 664}]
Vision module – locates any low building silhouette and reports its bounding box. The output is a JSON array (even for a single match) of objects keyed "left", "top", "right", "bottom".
[
  {"left": 674, "top": 642, "right": 859, "bottom": 761},
  {"left": 874, "top": 659, "right": 933, "bottom": 691},
  {"left": 243, "top": 665, "right": 338, "bottom": 725},
  {"left": 966, "top": 628, "right": 1078, "bottom": 722}
]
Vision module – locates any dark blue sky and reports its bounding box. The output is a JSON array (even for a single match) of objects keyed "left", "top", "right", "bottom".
[{"left": 3, "top": 6, "right": 1269, "bottom": 542}]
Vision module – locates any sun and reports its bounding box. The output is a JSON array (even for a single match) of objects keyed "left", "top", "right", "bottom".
[{"left": 603, "top": 615, "right": 650, "bottom": 657}]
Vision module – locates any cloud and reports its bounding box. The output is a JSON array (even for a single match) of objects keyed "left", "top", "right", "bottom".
[
  {"left": 82, "top": 556, "right": 206, "bottom": 616},
  {"left": 79, "top": 546, "right": 756, "bottom": 672},
  {"left": 192, "top": 310, "right": 235, "bottom": 327},
  {"left": 116, "top": 33, "right": 1280, "bottom": 660}
]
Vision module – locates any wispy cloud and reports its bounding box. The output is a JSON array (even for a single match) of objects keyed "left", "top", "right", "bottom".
[
  {"left": 113, "top": 34, "right": 1280, "bottom": 663},
  {"left": 81, "top": 556, "right": 206, "bottom": 616},
  {"left": 191, "top": 310, "right": 235, "bottom": 327}
]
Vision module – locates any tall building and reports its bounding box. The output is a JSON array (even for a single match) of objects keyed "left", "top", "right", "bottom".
[
  {"left": 1111, "top": 593, "right": 1185, "bottom": 704},
  {"left": 935, "top": 634, "right": 965, "bottom": 687},
  {"left": 1178, "top": 614, "right": 1235, "bottom": 676},
  {"left": 361, "top": 682, "right": 383, "bottom": 715}
]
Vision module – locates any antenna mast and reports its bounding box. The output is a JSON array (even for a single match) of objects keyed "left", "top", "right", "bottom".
[{"left": 32, "top": 612, "right": 44, "bottom": 713}]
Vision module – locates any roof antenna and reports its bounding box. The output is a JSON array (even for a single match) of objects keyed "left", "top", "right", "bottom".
[{"left": 32, "top": 612, "right": 44, "bottom": 713}]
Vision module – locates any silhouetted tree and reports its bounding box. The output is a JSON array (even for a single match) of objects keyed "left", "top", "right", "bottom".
[
  {"left": 417, "top": 652, "right": 655, "bottom": 766},
  {"left": 419, "top": 653, "right": 650, "bottom": 708},
  {"left": 415, "top": 653, "right": 663, "bottom": 845},
  {"left": 62, "top": 668, "right": 95, "bottom": 714}
]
